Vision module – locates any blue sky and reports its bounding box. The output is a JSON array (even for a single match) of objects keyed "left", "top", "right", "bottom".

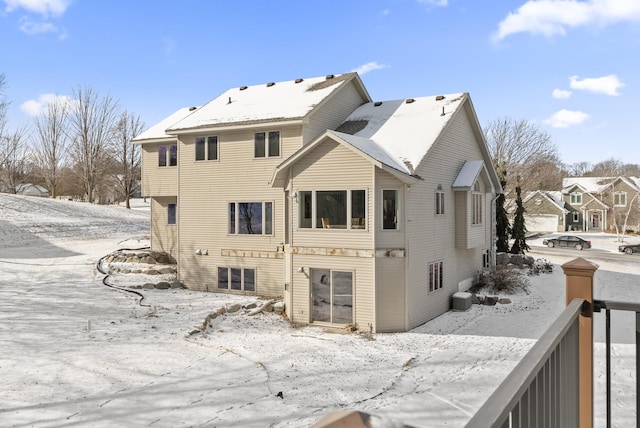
[{"left": 2, "top": 0, "right": 639, "bottom": 166}]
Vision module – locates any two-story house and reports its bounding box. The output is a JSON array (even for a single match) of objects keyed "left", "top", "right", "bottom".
[{"left": 132, "top": 72, "right": 501, "bottom": 332}]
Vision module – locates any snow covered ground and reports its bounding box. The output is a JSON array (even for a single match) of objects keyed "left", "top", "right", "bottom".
[{"left": 0, "top": 193, "right": 638, "bottom": 427}]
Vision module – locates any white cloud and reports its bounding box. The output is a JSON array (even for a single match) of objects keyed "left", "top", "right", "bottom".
[
  {"left": 351, "top": 61, "right": 387, "bottom": 75},
  {"left": 3, "top": 0, "right": 71, "bottom": 17},
  {"left": 417, "top": 0, "right": 448, "bottom": 6},
  {"left": 552, "top": 88, "right": 572, "bottom": 99},
  {"left": 18, "top": 16, "right": 56, "bottom": 34},
  {"left": 493, "top": 0, "right": 640, "bottom": 41},
  {"left": 544, "top": 109, "right": 590, "bottom": 128},
  {"left": 20, "top": 93, "right": 71, "bottom": 117},
  {"left": 569, "top": 74, "right": 624, "bottom": 96}
]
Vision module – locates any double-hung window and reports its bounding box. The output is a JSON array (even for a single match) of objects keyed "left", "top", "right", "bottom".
[
  {"left": 158, "top": 144, "right": 177, "bottom": 167},
  {"left": 435, "top": 189, "right": 445, "bottom": 215},
  {"left": 217, "top": 267, "right": 255, "bottom": 292},
  {"left": 167, "top": 203, "right": 176, "bottom": 225},
  {"left": 472, "top": 182, "right": 482, "bottom": 225},
  {"left": 570, "top": 192, "right": 582, "bottom": 205},
  {"left": 195, "top": 136, "right": 218, "bottom": 161},
  {"left": 428, "top": 261, "right": 443, "bottom": 292},
  {"left": 254, "top": 131, "right": 280, "bottom": 158},
  {"left": 614, "top": 191, "right": 627, "bottom": 207},
  {"left": 382, "top": 189, "right": 398, "bottom": 230},
  {"left": 298, "top": 190, "right": 366, "bottom": 229},
  {"left": 229, "top": 202, "right": 273, "bottom": 235}
]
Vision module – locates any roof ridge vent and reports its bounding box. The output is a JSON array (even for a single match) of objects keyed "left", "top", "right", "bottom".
[
  {"left": 435, "top": 95, "right": 445, "bottom": 101},
  {"left": 239, "top": 86, "right": 248, "bottom": 91},
  {"left": 405, "top": 98, "right": 415, "bottom": 104},
  {"left": 295, "top": 78, "right": 304, "bottom": 83},
  {"left": 325, "top": 74, "right": 335, "bottom": 80},
  {"left": 374, "top": 101, "right": 383, "bottom": 107},
  {"left": 267, "top": 82, "right": 275, "bottom": 87}
]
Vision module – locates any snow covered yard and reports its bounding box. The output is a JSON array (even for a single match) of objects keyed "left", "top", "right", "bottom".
[{"left": 0, "top": 193, "right": 638, "bottom": 427}]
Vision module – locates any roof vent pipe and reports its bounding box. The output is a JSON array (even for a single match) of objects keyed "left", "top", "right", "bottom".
[
  {"left": 227, "top": 97, "right": 232, "bottom": 104},
  {"left": 326, "top": 74, "right": 335, "bottom": 80},
  {"left": 441, "top": 107, "right": 445, "bottom": 116},
  {"left": 295, "top": 78, "right": 304, "bottom": 83},
  {"left": 267, "top": 82, "right": 275, "bottom": 87},
  {"left": 188, "top": 106, "right": 197, "bottom": 111},
  {"left": 239, "top": 86, "right": 248, "bottom": 91},
  {"left": 436, "top": 95, "right": 445, "bottom": 101},
  {"left": 405, "top": 98, "right": 415, "bottom": 104}
]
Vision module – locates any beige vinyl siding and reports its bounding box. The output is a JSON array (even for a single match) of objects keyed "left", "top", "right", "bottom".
[
  {"left": 302, "top": 82, "right": 369, "bottom": 145},
  {"left": 404, "top": 104, "right": 489, "bottom": 329},
  {"left": 150, "top": 196, "right": 178, "bottom": 257},
  {"left": 141, "top": 142, "right": 178, "bottom": 197},
  {"left": 375, "top": 257, "right": 406, "bottom": 332},
  {"left": 374, "top": 171, "right": 406, "bottom": 249},
  {"left": 290, "top": 254, "right": 374, "bottom": 329},
  {"left": 290, "top": 139, "right": 375, "bottom": 249},
  {"left": 175, "top": 127, "right": 303, "bottom": 295}
]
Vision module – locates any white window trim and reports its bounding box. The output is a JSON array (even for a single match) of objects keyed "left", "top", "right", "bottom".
[
  {"left": 217, "top": 266, "right": 256, "bottom": 292},
  {"left": 435, "top": 190, "right": 445, "bottom": 215},
  {"left": 472, "top": 182, "right": 482, "bottom": 226},
  {"left": 572, "top": 212, "right": 580, "bottom": 222},
  {"left": 382, "top": 188, "right": 400, "bottom": 231},
  {"left": 614, "top": 191, "right": 627, "bottom": 207},
  {"left": 195, "top": 135, "right": 219, "bottom": 162},
  {"left": 296, "top": 189, "right": 368, "bottom": 230},
  {"left": 158, "top": 144, "right": 177, "bottom": 168},
  {"left": 570, "top": 192, "right": 582, "bottom": 205},
  {"left": 254, "top": 130, "right": 281, "bottom": 159},
  {"left": 428, "top": 260, "right": 444, "bottom": 292},
  {"left": 228, "top": 201, "right": 274, "bottom": 236}
]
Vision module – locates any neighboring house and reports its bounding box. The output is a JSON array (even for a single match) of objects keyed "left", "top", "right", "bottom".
[
  {"left": 132, "top": 73, "right": 501, "bottom": 332},
  {"left": 562, "top": 177, "right": 640, "bottom": 233},
  {"left": 521, "top": 190, "right": 569, "bottom": 232},
  {"left": 15, "top": 183, "right": 50, "bottom": 198}
]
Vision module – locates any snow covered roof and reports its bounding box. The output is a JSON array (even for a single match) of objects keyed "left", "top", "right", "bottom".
[
  {"left": 523, "top": 190, "right": 568, "bottom": 213},
  {"left": 334, "top": 93, "right": 467, "bottom": 171},
  {"left": 167, "top": 73, "right": 366, "bottom": 132},
  {"left": 562, "top": 176, "right": 640, "bottom": 193},
  {"left": 329, "top": 130, "right": 412, "bottom": 175},
  {"left": 132, "top": 107, "right": 200, "bottom": 143},
  {"left": 452, "top": 160, "right": 484, "bottom": 189}
]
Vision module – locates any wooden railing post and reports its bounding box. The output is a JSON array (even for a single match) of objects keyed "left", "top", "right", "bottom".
[{"left": 562, "top": 257, "right": 598, "bottom": 428}]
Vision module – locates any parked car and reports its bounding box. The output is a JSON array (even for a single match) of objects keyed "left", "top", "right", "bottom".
[
  {"left": 618, "top": 243, "right": 640, "bottom": 255},
  {"left": 542, "top": 236, "right": 591, "bottom": 250}
]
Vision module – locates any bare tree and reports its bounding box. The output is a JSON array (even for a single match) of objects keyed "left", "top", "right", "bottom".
[
  {"left": 0, "top": 73, "right": 8, "bottom": 143},
  {"left": 111, "top": 111, "right": 144, "bottom": 208},
  {"left": 67, "top": 86, "right": 121, "bottom": 203},
  {"left": 568, "top": 161, "right": 593, "bottom": 177},
  {"left": 0, "top": 124, "right": 31, "bottom": 193},
  {"left": 484, "top": 117, "right": 560, "bottom": 193},
  {"left": 32, "top": 97, "right": 69, "bottom": 198}
]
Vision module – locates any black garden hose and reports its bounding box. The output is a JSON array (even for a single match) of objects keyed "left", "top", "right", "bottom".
[{"left": 96, "top": 246, "right": 151, "bottom": 307}]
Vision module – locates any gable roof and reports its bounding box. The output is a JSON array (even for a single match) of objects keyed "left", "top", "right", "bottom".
[
  {"left": 334, "top": 94, "right": 466, "bottom": 171},
  {"left": 167, "top": 73, "right": 369, "bottom": 133},
  {"left": 270, "top": 130, "right": 419, "bottom": 187},
  {"left": 562, "top": 176, "right": 640, "bottom": 194},
  {"left": 132, "top": 107, "right": 200, "bottom": 144},
  {"left": 523, "top": 190, "right": 568, "bottom": 214},
  {"left": 452, "top": 160, "right": 485, "bottom": 190}
]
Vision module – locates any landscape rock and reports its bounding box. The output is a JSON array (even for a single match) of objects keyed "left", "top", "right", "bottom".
[
  {"left": 498, "top": 298, "right": 512, "bottom": 304},
  {"left": 484, "top": 296, "right": 498, "bottom": 306},
  {"left": 142, "top": 283, "right": 155, "bottom": 289},
  {"left": 226, "top": 303, "right": 241, "bottom": 313},
  {"left": 169, "top": 281, "right": 182, "bottom": 289},
  {"left": 155, "top": 282, "right": 170, "bottom": 289}
]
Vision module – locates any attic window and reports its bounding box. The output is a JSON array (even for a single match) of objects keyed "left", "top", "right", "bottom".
[
  {"left": 295, "top": 78, "right": 304, "bottom": 84},
  {"left": 374, "top": 101, "right": 383, "bottom": 107},
  {"left": 267, "top": 82, "right": 275, "bottom": 87},
  {"left": 535, "top": 198, "right": 542, "bottom": 205},
  {"left": 239, "top": 86, "right": 248, "bottom": 91},
  {"left": 325, "top": 74, "right": 335, "bottom": 80},
  {"left": 435, "top": 95, "right": 445, "bottom": 101},
  {"left": 405, "top": 98, "right": 415, "bottom": 104}
]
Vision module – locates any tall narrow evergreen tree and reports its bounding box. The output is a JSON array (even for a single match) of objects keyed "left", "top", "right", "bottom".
[
  {"left": 510, "top": 176, "right": 530, "bottom": 254},
  {"left": 495, "top": 162, "right": 511, "bottom": 253}
]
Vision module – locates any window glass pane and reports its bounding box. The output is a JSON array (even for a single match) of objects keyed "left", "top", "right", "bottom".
[
  {"left": 299, "top": 191, "right": 312, "bottom": 228},
  {"left": 383, "top": 190, "right": 397, "bottom": 230},
  {"left": 168, "top": 203, "right": 176, "bottom": 225},
  {"left": 264, "top": 202, "right": 272, "bottom": 235},
  {"left": 332, "top": 271, "right": 353, "bottom": 324},
  {"left": 169, "top": 145, "right": 177, "bottom": 166},
  {"left": 254, "top": 132, "right": 266, "bottom": 158},
  {"left": 351, "top": 190, "right": 365, "bottom": 229},
  {"left": 238, "top": 202, "right": 262, "bottom": 234},
  {"left": 316, "top": 191, "right": 347, "bottom": 229},
  {"left": 195, "top": 137, "right": 205, "bottom": 161},
  {"left": 218, "top": 267, "right": 228, "bottom": 289},
  {"left": 268, "top": 131, "right": 280, "bottom": 157},
  {"left": 311, "top": 268, "right": 331, "bottom": 322},
  {"left": 207, "top": 136, "right": 218, "bottom": 160},
  {"left": 244, "top": 269, "right": 255, "bottom": 292},
  {"left": 230, "top": 268, "right": 242, "bottom": 290},
  {"left": 229, "top": 203, "right": 236, "bottom": 234},
  {"left": 158, "top": 146, "right": 167, "bottom": 167}
]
